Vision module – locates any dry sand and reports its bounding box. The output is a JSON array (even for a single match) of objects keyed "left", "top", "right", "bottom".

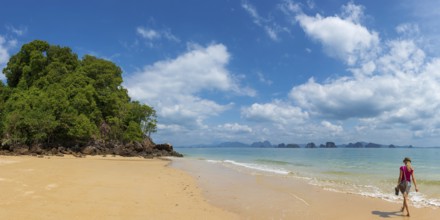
[{"left": 0, "top": 155, "right": 238, "bottom": 220}]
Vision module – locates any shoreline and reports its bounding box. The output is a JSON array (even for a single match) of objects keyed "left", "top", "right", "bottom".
[
  {"left": 171, "top": 157, "right": 440, "bottom": 220},
  {"left": 0, "top": 155, "right": 238, "bottom": 220}
]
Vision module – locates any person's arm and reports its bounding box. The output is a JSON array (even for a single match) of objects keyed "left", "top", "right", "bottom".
[
  {"left": 397, "top": 168, "right": 402, "bottom": 186},
  {"left": 412, "top": 172, "right": 419, "bottom": 192}
]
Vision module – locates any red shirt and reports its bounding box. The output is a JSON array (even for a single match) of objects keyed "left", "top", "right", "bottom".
[{"left": 400, "top": 166, "right": 413, "bottom": 182}]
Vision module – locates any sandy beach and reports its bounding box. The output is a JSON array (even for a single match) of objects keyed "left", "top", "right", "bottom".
[
  {"left": 0, "top": 155, "right": 237, "bottom": 220},
  {"left": 1, "top": 155, "right": 439, "bottom": 220}
]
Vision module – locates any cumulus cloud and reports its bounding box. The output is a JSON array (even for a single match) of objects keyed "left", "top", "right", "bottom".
[
  {"left": 289, "top": 38, "right": 440, "bottom": 138},
  {"left": 293, "top": 2, "right": 379, "bottom": 65},
  {"left": 125, "top": 43, "right": 255, "bottom": 131},
  {"left": 217, "top": 123, "right": 253, "bottom": 133},
  {"left": 241, "top": 100, "right": 309, "bottom": 125},
  {"left": 321, "top": 120, "right": 343, "bottom": 134},
  {"left": 250, "top": 1, "right": 440, "bottom": 145}
]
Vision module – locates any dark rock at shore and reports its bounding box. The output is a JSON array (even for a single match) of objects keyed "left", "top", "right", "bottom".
[{"left": 0, "top": 137, "right": 183, "bottom": 158}]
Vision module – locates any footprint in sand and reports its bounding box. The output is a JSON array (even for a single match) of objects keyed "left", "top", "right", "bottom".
[{"left": 45, "top": 183, "right": 58, "bottom": 190}]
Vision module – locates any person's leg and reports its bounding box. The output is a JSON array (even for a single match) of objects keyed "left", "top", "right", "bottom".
[{"left": 403, "top": 193, "right": 410, "bottom": 216}]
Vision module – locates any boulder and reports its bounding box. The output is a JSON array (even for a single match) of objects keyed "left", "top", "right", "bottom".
[
  {"left": 13, "top": 146, "right": 29, "bottom": 155},
  {"left": 82, "top": 146, "right": 96, "bottom": 155},
  {"left": 154, "top": 143, "right": 173, "bottom": 152},
  {"left": 30, "top": 144, "right": 44, "bottom": 154}
]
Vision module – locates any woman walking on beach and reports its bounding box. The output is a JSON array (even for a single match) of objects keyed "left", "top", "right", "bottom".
[{"left": 396, "top": 157, "right": 419, "bottom": 217}]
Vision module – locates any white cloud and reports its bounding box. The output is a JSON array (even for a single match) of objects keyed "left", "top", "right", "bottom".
[
  {"left": 241, "top": 100, "right": 309, "bottom": 125},
  {"left": 125, "top": 43, "right": 255, "bottom": 131},
  {"left": 136, "top": 26, "right": 180, "bottom": 47},
  {"left": 294, "top": 3, "right": 379, "bottom": 65},
  {"left": 137, "top": 27, "right": 160, "bottom": 40},
  {"left": 242, "top": 0, "right": 289, "bottom": 41},
  {"left": 376, "top": 40, "right": 425, "bottom": 75},
  {"left": 0, "top": 36, "right": 10, "bottom": 65},
  {"left": 321, "top": 120, "right": 343, "bottom": 134},
  {"left": 396, "top": 23, "right": 420, "bottom": 36},
  {"left": 0, "top": 35, "right": 17, "bottom": 81},
  {"left": 217, "top": 123, "right": 253, "bottom": 133},
  {"left": 290, "top": 76, "right": 399, "bottom": 119},
  {"left": 257, "top": 72, "right": 273, "bottom": 85},
  {"left": 289, "top": 38, "right": 440, "bottom": 140},
  {"left": 341, "top": 2, "right": 364, "bottom": 23},
  {"left": 5, "top": 25, "right": 28, "bottom": 36},
  {"left": 279, "top": 0, "right": 302, "bottom": 15}
]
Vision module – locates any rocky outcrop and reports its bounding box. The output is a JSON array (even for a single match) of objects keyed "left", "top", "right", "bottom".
[
  {"left": 320, "top": 142, "right": 336, "bottom": 148},
  {"left": 305, "top": 142, "right": 317, "bottom": 148},
  {"left": 0, "top": 137, "right": 183, "bottom": 158}
]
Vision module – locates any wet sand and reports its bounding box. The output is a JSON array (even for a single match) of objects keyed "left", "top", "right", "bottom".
[
  {"left": 0, "top": 155, "right": 238, "bottom": 220},
  {"left": 171, "top": 158, "right": 440, "bottom": 220}
]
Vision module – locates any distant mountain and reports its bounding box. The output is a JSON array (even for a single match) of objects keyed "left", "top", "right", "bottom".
[
  {"left": 176, "top": 141, "right": 414, "bottom": 148},
  {"left": 344, "top": 142, "right": 412, "bottom": 148},
  {"left": 250, "top": 141, "right": 273, "bottom": 148},
  {"left": 217, "top": 141, "right": 249, "bottom": 148}
]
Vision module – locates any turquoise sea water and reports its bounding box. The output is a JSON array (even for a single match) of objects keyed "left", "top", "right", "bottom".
[{"left": 175, "top": 147, "right": 440, "bottom": 208}]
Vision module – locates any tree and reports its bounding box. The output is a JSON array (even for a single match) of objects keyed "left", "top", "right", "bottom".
[{"left": 0, "top": 40, "right": 157, "bottom": 149}]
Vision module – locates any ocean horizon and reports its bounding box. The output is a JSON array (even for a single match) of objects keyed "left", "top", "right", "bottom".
[{"left": 174, "top": 147, "right": 440, "bottom": 208}]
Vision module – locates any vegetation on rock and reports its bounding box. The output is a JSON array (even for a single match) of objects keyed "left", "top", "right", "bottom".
[{"left": 0, "top": 40, "right": 175, "bottom": 157}]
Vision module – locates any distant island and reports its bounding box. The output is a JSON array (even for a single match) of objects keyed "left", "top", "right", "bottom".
[{"left": 178, "top": 141, "right": 414, "bottom": 148}]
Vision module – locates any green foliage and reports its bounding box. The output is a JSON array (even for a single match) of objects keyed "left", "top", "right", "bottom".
[
  {"left": 0, "top": 40, "right": 157, "bottom": 148},
  {"left": 123, "top": 121, "right": 144, "bottom": 142}
]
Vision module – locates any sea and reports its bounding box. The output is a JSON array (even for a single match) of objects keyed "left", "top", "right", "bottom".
[{"left": 174, "top": 147, "right": 440, "bottom": 208}]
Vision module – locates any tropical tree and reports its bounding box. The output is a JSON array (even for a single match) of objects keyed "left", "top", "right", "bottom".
[{"left": 0, "top": 40, "right": 157, "bottom": 148}]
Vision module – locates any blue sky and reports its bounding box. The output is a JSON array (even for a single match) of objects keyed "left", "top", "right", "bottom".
[{"left": 1, "top": 0, "right": 440, "bottom": 147}]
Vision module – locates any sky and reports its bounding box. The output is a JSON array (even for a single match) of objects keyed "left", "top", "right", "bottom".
[{"left": 1, "top": 0, "right": 440, "bottom": 147}]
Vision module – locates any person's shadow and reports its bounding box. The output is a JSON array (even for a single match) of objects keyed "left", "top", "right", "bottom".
[{"left": 371, "top": 210, "right": 406, "bottom": 218}]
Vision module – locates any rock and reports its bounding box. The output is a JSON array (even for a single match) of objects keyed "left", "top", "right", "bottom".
[
  {"left": 365, "top": 143, "right": 381, "bottom": 148},
  {"left": 0, "top": 138, "right": 183, "bottom": 158},
  {"left": 51, "top": 148, "right": 59, "bottom": 155},
  {"left": 82, "top": 146, "right": 96, "bottom": 155},
  {"left": 154, "top": 143, "right": 173, "bottom": 152},
  {"left": 305, "top": 142, "right": 317, "bottom": 148},
  {"left": 30, "top": 144, "right": 44, "bottom": 154},
  {"left": 13, "top": 146, "right": 29, "bottom": 155},
  {"left": 323, "top": 142, "right": 336, "bottom": 148}
]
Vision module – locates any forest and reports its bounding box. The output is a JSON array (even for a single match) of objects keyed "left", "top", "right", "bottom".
[{"left": 0, "top": 40, "right": 165, "bottom": 155}]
